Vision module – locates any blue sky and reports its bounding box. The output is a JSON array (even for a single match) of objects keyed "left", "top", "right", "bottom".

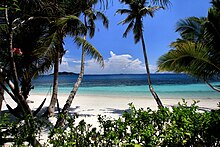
[{"left": 60, "top": 0, "right": 211, "bottom": 74}]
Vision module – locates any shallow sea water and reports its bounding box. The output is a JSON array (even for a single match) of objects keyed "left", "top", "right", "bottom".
[{"left": 31, "top": 74, "right": 220, "bottom": 99}]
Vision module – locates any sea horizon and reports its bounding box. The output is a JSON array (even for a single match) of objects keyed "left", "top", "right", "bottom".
[
  {"left": 30, "top": 73, "right": 220, "bottom": 99},
  {"left": 45, "top": 71, "right": 178, "bottom": 76}
]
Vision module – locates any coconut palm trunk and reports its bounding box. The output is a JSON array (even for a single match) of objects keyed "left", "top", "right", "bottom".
[
  {"left": 55, "top": 38, "right": 86, "bottom": 127},
  {"left": 0, "top": 75, "right": 4, "bottom": 112},
  {"left": 140, "top": 31, "right": 163, "bottom": 108},
  {"left": 46, "top": 49, "right": 60, "bottom": 117}
]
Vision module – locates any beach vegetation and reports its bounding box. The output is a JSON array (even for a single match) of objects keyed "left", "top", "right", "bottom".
[
  {"left": 116, "top": 0, "right": 170, "bottom": 108},
  {"left": 1, "top": 100, "right": 219, "bottom": 146},
  {"left": 0, "top": 0, "right": 62, "bottom": 116},
  {"left": 158, "top": 0, "right": 220, "bottom": 92},
  {"left": 48, "top": 101, "right": 220, "bottom": 146},
  {"left": 0, "top": 113, "right": 49, "bottom": 146},
  {"left": 0, "top": 0, "right": 58, "bottom": 145}
]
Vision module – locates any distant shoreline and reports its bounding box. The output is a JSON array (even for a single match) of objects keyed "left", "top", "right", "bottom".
[
  {"left": 48, "top": 71, "right": 79, "bottom": 75},
  {"left": 46, "top": 71, "right": 184, "bottom": 76}
]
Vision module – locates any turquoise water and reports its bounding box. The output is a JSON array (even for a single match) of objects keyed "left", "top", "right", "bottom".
[{"left": 31, "top": 74, "right": 220, "bottom": 99}]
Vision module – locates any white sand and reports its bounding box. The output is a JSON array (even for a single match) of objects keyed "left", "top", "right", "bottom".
[{"left": 1, "top": 93, "right": 220, "bottom": 145}]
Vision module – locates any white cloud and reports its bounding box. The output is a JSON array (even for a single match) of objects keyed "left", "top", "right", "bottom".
[
  {"left": 59, "top": 61, "right": 72, "bottom": 72},
  {"left": 59, "top": 51, "right": 157, "bottom": 74}
]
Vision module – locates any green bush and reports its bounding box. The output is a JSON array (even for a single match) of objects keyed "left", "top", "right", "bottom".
[
  {"left": 1, "top": 100, "right": 220, "bottom": 146},
  {"left": 0, "top": 114, "right": 47, "bottom": 146},
  {"left": 49, "top": 100, "right": 220, "bottom": 146}
]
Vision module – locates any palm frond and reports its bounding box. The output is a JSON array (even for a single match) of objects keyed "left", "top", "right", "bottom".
[
  {"left": 140, "top": 6, "right": 163, "bottom": 17},
  {"left": 96, "top": 11, "right": 109, "bottom": 28},
  {"left": 87, "top": 17, "right": 96, "bottom": 38},
  {"left": 150, "top": 0, "right": 171, "bottom": 8},
  {"left": 117, "top": 0, "right": 166, "bottom": 44},
  {"left": 158, "top": 41, "right": 220, "bottom": 80},
  {"left": 123, "top": 20, "right": 134, "bottom": 38},
  {"left": 176, "top": 17, "right": 207, "bottom": 42},
  {"left": 56, "top": 15, "right": 87, "bottom": 37},
  {"left": 34, "top": 29, "right": 65, "bottom": 75},
  {"left": 211, "top": 0, "right": 220, "bottom": 11},
  {"left": 133, "top": 19, "right": 142, "bottom": 43},
  {"left": 118, "top": 14, "right": 135, "bottom": 25},
  {"left": 74, "top": 36, "right": 104, "bottom": 67},
  {"left": 115, "top": 9, "right": 132, "bottom": 15}
]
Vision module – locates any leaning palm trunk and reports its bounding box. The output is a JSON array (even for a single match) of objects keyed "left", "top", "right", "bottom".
[
  {"left": 140, "top": 32, "right": 163, "bottom": 108},
  {"left": 55, "top": 40, "right": 86, "bottom": 127},
  {"left": 0, "top": 74, "right": 4, "bottom": 112},
  {"left": 0, "top": 88, "right": 3, "bottom": 113},
  {"left": 44, "top": 49, "right": 60, "bottom": 117},
  {"left": 205, "top": 81, "right": 220, "bottom": 92}
]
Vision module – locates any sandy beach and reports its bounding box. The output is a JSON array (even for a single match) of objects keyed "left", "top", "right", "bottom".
[{"left": 2, "top": 93, "right": 219, "bottom": 123}]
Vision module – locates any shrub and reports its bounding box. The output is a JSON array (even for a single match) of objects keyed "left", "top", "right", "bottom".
[
  {"left": 0, "top": 114, "right": 47, "bottom": 146},
  {"left": 49, "top": 100, "right": 220, "bottom": 146},
  {"left": 1, "top": 100, "right": 220, "bottom": 146}
]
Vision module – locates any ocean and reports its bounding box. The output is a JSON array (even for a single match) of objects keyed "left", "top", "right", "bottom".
[{"left": 31, "top": 74, "right": 220, "bottom": 99}]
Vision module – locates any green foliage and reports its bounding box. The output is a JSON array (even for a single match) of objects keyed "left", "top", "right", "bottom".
[
  {"left": 49, "top": 114, "right": 97, "bottom": 146},
  {"left": 117, "top": 0, "right": 166, "bottom": 44},
  {"left": 0, "top": 114, "right": 12, "bottom": 144},
  {"left": 49, "top": 100, "right": 220, "bottom": 146},
  {"left": 6, "top": 0, "right": 20, "bottom": 13},
  {"left": 0, "top": 114, "right": 48, "bottom": 146},
  {"left": 1, "top": 101, "right": 220, "bottom": 146}
]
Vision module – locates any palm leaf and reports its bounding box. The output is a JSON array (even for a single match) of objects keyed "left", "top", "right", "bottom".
[
  {"left": 74, "top": 36, "right": 104, "bottom": 67},
  {"left": 140, "top": 6, "right": 163, "bottom": 17},
  {"left": 158, "top": 41, "right": 220, "bottom": 80},
  {"left": 150, "top": 0, "right": 171, "bottom": 7},
  {"left": 118, "top": 14, "right": 135, "bottom": 25},
  {"left": 115, "top": 9, "right": 132, "bottom": 15},
  {"left": 133, "top": 19, "right": 142, "bottom": 43},
  {"left": 96, "top": 11, "right": 109, "bottom": 28},
  {"left": 34, "top": 29, "right": 65, "bottom": 75},
  {"left": 176, "top": 17, "right": 207, "bottom": 42},
  {"left": 87, "top": 17, "right": 96, "bottom": 38},
  {"left": 123, "top": 20, "right": 134, "bottom": 38},
  {"left": 56, "top": 15, "right": 87, "bottom": 37}
]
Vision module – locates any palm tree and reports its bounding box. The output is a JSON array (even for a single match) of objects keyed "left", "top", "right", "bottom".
[
  {"left": 158, "top": 0, "right": 220, "bottom": 92},
  {"left": 0, "top": 0, "right": 55, "bottom": 145},
  {"left": 55, "top": 0, "right": 108, "bottom": 127},
  {"left": 0, "top": 0, "right": 61, "bottom": 116},
  {"left": 39, "top": 27, "right": 66, "bottom": 117},
  {"left": 43, "top": 0, "right": 109, "bottom": 117},
  {"left": 116, "top": 0, "right": 169, "bottom": 108}
]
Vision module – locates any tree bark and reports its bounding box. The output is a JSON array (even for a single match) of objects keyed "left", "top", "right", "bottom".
[
  {"left": 46, "top": 49, "right": 60, "bottom": 117},
  {"left": 55, "top": 40, "right": 86, "bottom": 128},
  {"left": 0, "top": 75, "right": 4, "bottom": 113},
  {"left": 140, "top": 31, "right": 163, "bottom": 108},
  {"left": 205, "top": 81, "right": 220, "bottom": 92}
]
